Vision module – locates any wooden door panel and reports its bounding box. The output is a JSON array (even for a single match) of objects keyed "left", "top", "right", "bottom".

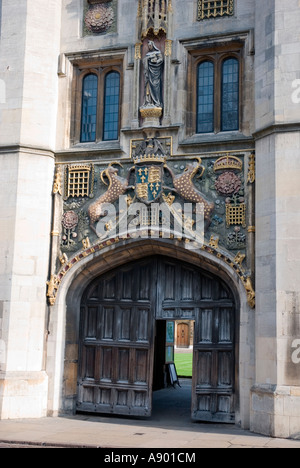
[
  {"left": 78, "top": 259, "right": 155, "bottom": 417},
  {"left": 138, "top": 265, "right": 152, "bottom": 300},
  {"left": 181, "top": 267, "right": 194, "bottom": 300},
  {"left": 103, "top": 275, "right": 117, "bottom": 300},
  {"left": 135, "top": 349, "right": 148, "bottom": 383},
  {"left": 102, "top": 307, "right": 114, "bottom": 340},
  {"left": 117, "top": 348, "right": 130, "bottom": 382},
  {"left": 136, "top": 308, "right": 150, "bottom": 342},
  {"left": 218, "top": 351, "right": 234, "bottom": 387},
  {"left": 196, "top": 351, "right": 213, "bottom": 387},
  {"left": 84, "top": 306, "right": 97, "bottom": 339},
  {"left": 100, "top": 347, "right": 113, "bottom": 382},
  {"left": 192, "top": 306, "right": 235, "bottom": 423},
  {"left": 201, "top": 276, "right": 213, "bottom": 299},
  {"left": 199, "top": 309, "right": 213, "bottom": 343},
  {"left": 82, "top": 345, "right": 96, "bottom": 380},
  {"left": 218, "top": 308, "right": 233, "bottom": 343},
  {"left": 163, "top": 263, "right": 176, "bottom": 301},
  {"left": 117, "top": 308, "right": 131, "bottom": 341}
]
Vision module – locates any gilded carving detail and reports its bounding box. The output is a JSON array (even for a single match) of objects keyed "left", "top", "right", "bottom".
[
  {"left": 135, "top": 43, "right": 142, "bottom": 60},
  {"left": 53, "top": 166, "right": 62, "bottom": 195},
  {"left": 243, "top": 276, "right": 255, "bottom": 309},
  {"left": 197, "top": 0, "right": 234, "bottom": 21},
  {"left": 247, "top": 153, "right": 256, "bottom": 184},
  {"left": 226, "top": 203, "right": 246, "bottom": 228},
  {"left": 82, "top": 237, "right": 91, "bottom": 250},
  {"left": 209, "top": 235, "right": 220, "bottom": 249},
  {"left": 140, "top": 106, "right": 163, "bottom": 119},
  {"left": 65, "top": 164, "right": 94, "bottom": 200},
  {"left": 213, "top": 155, "right": 243, "bottom": 172},
  {"left": 47, "top": 275, "right": 59, "bottom": 306},
  {"left": 234, "top": 252, "right": 246, "bottom": 267},
  {"left": 165, "top": 39, "right": 172, "bottom": 57}
]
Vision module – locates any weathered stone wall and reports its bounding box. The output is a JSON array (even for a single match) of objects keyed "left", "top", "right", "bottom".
[
  {"left": 0, "top": 0, "right": 61, "bottom": 419},
  {"left": 252, "top": 0, "right": 300, "bottom": 438}
]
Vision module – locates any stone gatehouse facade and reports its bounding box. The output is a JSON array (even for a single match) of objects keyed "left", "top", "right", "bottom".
[{"left": 0, "top": 0, "right": 300, "bottom": 438}]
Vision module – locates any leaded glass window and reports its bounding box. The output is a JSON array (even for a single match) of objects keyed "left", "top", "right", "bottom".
[
  {"left": 80, "top": 74, "right": 98, "bottom": 143},
  {"left": 221, "top": 58, "right": 239, "bottom": 131},
  {"left": 197, "top": 61, "right": 214, "bottom": 134},
  {"left": 103, "top": 71, "right": 120, "bottom": 141}
]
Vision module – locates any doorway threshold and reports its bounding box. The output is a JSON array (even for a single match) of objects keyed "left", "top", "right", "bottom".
[{"left": 151, "top": 379, "right": 192, "bottom": 425}]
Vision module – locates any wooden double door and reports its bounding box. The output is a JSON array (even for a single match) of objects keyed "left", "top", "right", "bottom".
[{"left": 77, "top": 256, "right": 236, "bottom": 422}]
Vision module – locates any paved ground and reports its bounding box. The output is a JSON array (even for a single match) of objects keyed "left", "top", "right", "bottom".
[{"left": 1, "top": 381, "right": 300, "bottom": 449}]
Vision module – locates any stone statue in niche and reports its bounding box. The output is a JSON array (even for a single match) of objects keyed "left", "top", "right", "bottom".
[{"left": 143, "top": 40, "right": 164, "bottom": 109}]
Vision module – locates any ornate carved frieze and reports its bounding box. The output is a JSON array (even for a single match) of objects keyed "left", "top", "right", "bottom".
[
  {"left": 49, "top": 146, "right": 255, "bottom": 309},
  {"left": 139, "top": 0, "right": 172, "bottom": 38}
]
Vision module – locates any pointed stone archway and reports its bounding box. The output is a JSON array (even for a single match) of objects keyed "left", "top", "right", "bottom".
[
  {"left": 78, "top": 255, "right": 236, "bottom": 422},
  {"left": 46, "top": 238, "right": 254, "bottom": 429}
]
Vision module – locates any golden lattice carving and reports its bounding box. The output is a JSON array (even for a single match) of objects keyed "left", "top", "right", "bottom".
[
  {"left": 226, "top": 203, "right": 246, "bottom": 228},
  {"left": 65, "top": 164, "right": 94, "bottom": 199},
  {"left": 197, "top": 0, "right": 234, "bottom": 21}
]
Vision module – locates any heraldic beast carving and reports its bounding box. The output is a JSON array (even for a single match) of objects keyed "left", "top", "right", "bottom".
[
  {"left": 88, "top": 140, "right": 214, "bottom": 236},
  {"left": 163, "top": 158, "right": 214, "bottom": 221},
  {"left": 88, "top": 162, "right": 135, "bottom": 235}
]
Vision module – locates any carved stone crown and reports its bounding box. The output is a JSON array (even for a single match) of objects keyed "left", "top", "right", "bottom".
[
  {"left": 134, "top": 153, "right": 166, "bottom": 165},
  {"left": 213, "top": 155, "right": 243, "bottom": 172}
]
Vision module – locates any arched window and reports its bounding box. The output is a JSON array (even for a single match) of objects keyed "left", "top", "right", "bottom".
[
  {"left": 197, "top": 61, "right": 214, "bottom": 133},
  {"left": 80, "top": 74, "right": 98, "bottom": 143},
  {"left": 103, "top": 71, "right": 120, "bottom": 141},
  {"left": 221, "top": 58, "right": 239, "bottom": 131}
]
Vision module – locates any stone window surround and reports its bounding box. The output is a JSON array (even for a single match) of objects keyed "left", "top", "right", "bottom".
[
  {"left": 185, "top": 39, "right": 244, "bottom": 138},
  {"left": 69, "top": 51, "right": 124, "bottom": 146}
]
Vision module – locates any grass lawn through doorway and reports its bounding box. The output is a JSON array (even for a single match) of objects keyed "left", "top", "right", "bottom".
[{"left": 174, "top": 351, "right": 193, "bottom": 377}]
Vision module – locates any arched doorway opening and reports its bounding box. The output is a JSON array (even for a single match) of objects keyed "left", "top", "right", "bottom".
[{"left": 77, "top": 255, "right": 237, "bottom": 423}]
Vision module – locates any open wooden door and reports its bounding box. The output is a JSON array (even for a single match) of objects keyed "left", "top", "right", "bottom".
[
  {"left": 77, "top": 259, "right": 156, "bottom": 417},
  {"left": 77, "top": 255, "right": 236, "bottom": 421},
  {"left": 192, "top": 305, "right": 235, "bottom": 423}
]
